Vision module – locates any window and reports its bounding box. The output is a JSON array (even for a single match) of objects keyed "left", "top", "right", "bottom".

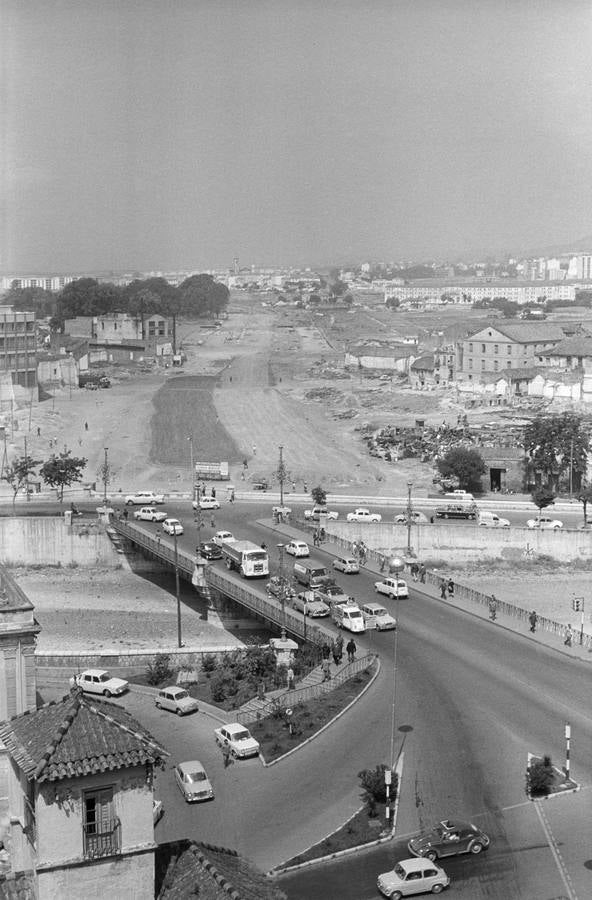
[
  {"left": 468, "top": 343, "right": 473, "bottom": 352},
  {"left": 481, "top": 360, "right": 486, "bottom": 370},
  {"left": 494, "top": 360, "right": 499, "bottom": 371},
  {"left": 481, "top": 344, "right": 486, "bottom": 353},
  {"left": 494, "top": 345, "right": 498, "bottom": 354},
  {"left": 507, "top": 345, "right": 512, "bottom": 354},
  {"left": 468, "top": 359, "right": 473, "bottom": 369},
  {"left": 83, "top": 788, "right": 120, "bottom": 859}
]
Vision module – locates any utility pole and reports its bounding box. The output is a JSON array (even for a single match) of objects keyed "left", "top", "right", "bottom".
[
  {"left": 277, "top": 543, "right": 286, "bottom": 634},
  {"left": 24, "top": 436, "right": 30, "bottom": 501},
  {"left": 277, "top": 445, "right": 287, "bottom": 508},
  {"left": 188, "top": 433, "right": 194, "bottom": 490},
  {"left": 103, "top": 448, "right": 109, "bottom": 503},
  {"left": 406, "top": 481, "right": 413, "bottom": 556},
  {"left": 174, "top": 531, "right": 183, "bottom": 648},
  {"left": 569, "top": 436, "right": 574, "bottom": 499}
]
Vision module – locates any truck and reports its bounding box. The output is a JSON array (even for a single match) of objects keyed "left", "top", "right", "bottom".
[
  {"left": 194, "top": 461, "right": 229, "bottom": 480},
  {"left": 331, "top": 600, "right": 365, "bottom": 633},
  {"left": 220, "top": 540, "right": 269, "bottom": 578},
  {"left": 293, "top": 561, "right": 333, "bottom": 589}
]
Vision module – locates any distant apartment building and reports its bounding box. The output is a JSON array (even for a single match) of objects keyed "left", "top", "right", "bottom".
[
  {"left": 385, "top": 281, "right": 577, "bottom": 307},
  {"left": 0, "top": 275, "right": 77, "bottom": 293},
  {"left": 456, "top": 322, "right": 565, "bottom": 380},
  {"left": 0, "top": 307, "right": 37, "bottom": 388}
]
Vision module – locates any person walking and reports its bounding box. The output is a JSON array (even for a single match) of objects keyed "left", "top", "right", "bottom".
[
  {"left": 447, "top": 578, "right": 455, "bottom": 597},
  {"left": 346, "top": 638, "right": 357, "bottom": 663},
  {"left": 488, "top": 594, "right": 498, "bottom": 621},
  {"left": 411, "top": 562, "right": 419, "bottom": 582},
  {"left": 84, "top": 421, "right": 88, "bottom": 431},
  {"left": 419, "top": 563, "right": 426, "bottom": 584},
  {"left": 379, "top": 555, "right": 387, "bottom": 573},
  {"left": 211, "top": 487, "right": 216, "bottom": 499},
  {"left": 352, "top": 540, "right": 359, "bottom": 559},
  {"left": 321, "top": 641, "right": 331, "bottom": 660},
  {"left": 440, "top": 579, "right": 447, "bottom": 600},
  {"left": 322, "top": 658, "right": 331, "bottom": 682},
  {"left": 335, "top": 634, "right": 344, "bottom": 663},
  {"left": 564, "top": 624, "right": 574, "bottom": 647},
  {"left": 287, "top": 665, "right": 295, "bottom": 690},
  {"left": 529, "top": 610, "right": 538, "bottom": 633},
  {"left": 332, "top": 640, "right": 340, "bottom": 666}
]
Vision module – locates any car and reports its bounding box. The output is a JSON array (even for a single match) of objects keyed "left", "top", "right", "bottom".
[
  {"left": 292, "top": 591, "right": 330, "bottom": 617},
  {"left": 197, "top": 541, "right": 223, "bottom": 560},
  {"left": 346, "top": 508, "right": 382, "bottom": 523},
  {"left": 333, "top": 555, "right": 360, "bottom": 574},
  {"left": 193, "top": 496, "right": 220, "bottom": 510},
  {"left": 377, "top": 857, "right": 450, "bottom": 898},
  {"left": 125, "top": 490, "right": 165, "bottom": 506},
  {"left": 444, "top": 490, "right": 474, "bottom": 501},
  {"left": 285, "top": 540, "right": 310, "bottom": 558},
  {"left": 162, "top": 518, "right": 184, "bottom": 535},
  {"left": 267, "top": 576, "right": 295, "bottom": 600},
  {"left": 69, "top": 669, "right": 129, "bottom": 697},
  {"left": 526, "top": 516, "right": 563, "bottom": 530},
  {"left": 214, "top": 723, "right": 260, "bottom": 759},
  {"left": 272, "top": 505, "right": 292, "bottom": 516},
  {"left": 435, "top": 504, "right": 477, "bottom": 520},
  {"left": 408, "top": 819, "right": 490, "bottom": 860},
  {"left": 174, "top": 760, "right": 214, "bottom": 802},
  {"left": 212, "top": 530, "right": 235, "bottom": 546},
  {"left": 394, "top": 511, "right": 429, "bottom": 525},
  {"left": 374, "top": 577, "right": 409, "bottom": 599},
  {"left": 155, "top": 686, "right": 199, "bottom": 715},
  {"left": 478, "top": 511, "right": 510, "bottom": 527},
  {"left": 152, "top": 798, "right": 164, "bottom": 824},
  {"left": 304, "top": 507, "right": 339, "bottom": 520},
  {"left": 133, "top": 506, "right": 168, "bottom": 522},
  {"left": 316, "top": 582, "right": 348, "bottom": 604},
  {"left": 361, "top": 602, "right": 397, "bottom": 631}
]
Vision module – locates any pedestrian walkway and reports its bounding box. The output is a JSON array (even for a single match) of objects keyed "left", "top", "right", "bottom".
[{"left": 235, "top": 659, "right": 342, "bottom": 720}]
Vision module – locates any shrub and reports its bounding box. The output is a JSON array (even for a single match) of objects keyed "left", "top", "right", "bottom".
[
  {"left": 201, "top": 653, "right": 217, "bottom": 675},
  {"left": 210, "top": 671, "right": 239, "bottom": 703},
  {"left": 146, "top": 653, "right": 175, "bottom": 686},
  {"left": 358, "top": 764, "right": 398, "bottom": 817},
  {"left": 526, "top": 755, "right": 554, "bottom": 797}
]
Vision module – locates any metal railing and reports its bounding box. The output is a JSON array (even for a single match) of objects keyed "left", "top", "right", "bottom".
[{"left": 83, "top": 818, "right": 121, "bottom": 859}]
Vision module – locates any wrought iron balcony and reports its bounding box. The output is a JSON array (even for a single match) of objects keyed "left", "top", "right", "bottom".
[{"left": 83, "top": 818, "right": 121, "bottom": 859}]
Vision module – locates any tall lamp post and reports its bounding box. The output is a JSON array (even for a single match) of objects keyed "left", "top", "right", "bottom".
[
  {"left": 188, "top": 433, "right": 194, "bottom": 493},
  {"left": 385, "top": 555, "right": 404, "bottom": 828},
  {"left": 277, "top": 542, "right": 287, "bottom": 636},
  {"left": 174, "top": 531, "right": 183, "bottom": 648},
  {"left": 406, "top": 481, "right": 413, "bottom": 556},
  {"left": 278, "top": 445, "right": 286, "bottom": 508},
  {"left": 103, "top": 448, "right": 109, "bottom": 503}
]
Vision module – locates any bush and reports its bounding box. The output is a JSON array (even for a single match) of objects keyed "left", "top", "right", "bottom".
[
  {"left": 201, "top": 653, "right": 217, "bottom": 675},
  {"left": 146, "top": 653, "right": 175, "bottom": 686},
  {"left": 526, "top": 755, "right": 554, "bottom": 797},
  {"left": 210, "top": 671, "right": 239, "bottom": 703},
  {"left": 358, "top": 764, "right": 398, "bottom": 817}
]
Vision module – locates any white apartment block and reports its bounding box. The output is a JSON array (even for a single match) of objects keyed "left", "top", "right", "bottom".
[{"left": 385, "top": 281, "right": 577, "bottom": 306}]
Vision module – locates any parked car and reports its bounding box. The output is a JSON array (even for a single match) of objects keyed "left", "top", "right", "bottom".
[
  {"left": 333, "top": 555, "right": 359, "bottom": 574},
  {"left": 125, "top": 490, "right": 165, "bottom": 505},
  {"left": 408, "top": 819, "right": 490, "bottom": 860},
  {"left": 292, "top": 591, "right": 330, "bottom": 617},
  {"left": 444, "top": 490, "right": 474, "bottom": 501},
  {"left": 193, "top": 496, "right": 220, "bottom": 510},
  {"left": 347, "top": 508, "right": 382, "bottom": 523},
  {"left": 163, "top": 518, "right": 184, "bottom": 535},
  {"left": 316, "top": 582, "right": 348, "bottom": 604},
  {"left": 197, "top": 541, "right": 223, "bottom": 560},
  {"left": 152, "top": 798, "right": 164, "bottom": 824},
  {"left": 374, "top": 577, "right": 409, "bottom": 599},
  {"left": 272, "top": 505, "right": 292, "bottom": 516},
  {"left": 361, "top": 602, "right": 397, "bottom": 631},
  {"left": 70, "top": 669, "right": 128, "bottom": 697},
  {"left": 377, "top": 858, "right": 450, "bottom": 898},
  {"left": 526, "top": 516, "right": 563, "bottom": 530},
  {"left": 212, "top": 530, "right": 235, "bottom": 546},
  {"left": 478, "top": 511, "right": 510, "bottom": 528},
  {"left": 285, "top": 540, "right": 310, "bottom": 558},
  {"left": 394, "top": 511, "right": 429, "bottom": 525},
  {"left": 174, "top": 760, "right": 214, "bottom": 802},
  {"left": 155, "top": 686, "right": 199, "bottom": 715},
  {"left": 304, "top": 507, "right": 339, "bottom": 520},
  {"left": 133, "top": 506, "right": 168, "bottom": 522},
  {"left": 214, "top": 723, "right": 260, "bottom": 759}
]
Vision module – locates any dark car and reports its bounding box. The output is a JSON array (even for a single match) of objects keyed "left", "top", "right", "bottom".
[
  {"left": 197, "top": 541, "right": 222, "bottom": 560},
  {"left": 408, "top": 819, "right": 490, "bottom": 860}
]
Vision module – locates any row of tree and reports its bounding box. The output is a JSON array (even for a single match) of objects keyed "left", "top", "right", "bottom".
[
  {"left": 3, "top": 451, "right": 88, "bottom": 507},
  {"left": 2, "top": 274, "right": 230, "bottom": 330}
]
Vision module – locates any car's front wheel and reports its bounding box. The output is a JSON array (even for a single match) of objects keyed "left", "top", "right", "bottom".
[
  {"left": 126, "top": 499, "right": 134, "bottom": 506},
  {"left": 425, "top": 850, "right": 438, "bottom": 861},
  {"left": 389, "top": 891, "right": 402, "bottom": 900},
  {"left": 155, "top": 701, "right": 161, "bottom": 709},
  {"left": 431, "top": 885, "right": 445, "bottom": 894},
  {"left": 470, "top": 841, "right": 483, "bottom": 854},
  {"left": 176, "top": 708, "right": 183, "bottom": 716},
  {"left": 103, "top": 689, "right": 112, "bottom": 697}
]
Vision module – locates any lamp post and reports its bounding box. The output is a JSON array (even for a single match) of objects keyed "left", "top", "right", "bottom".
[
  {"left": 103, "top": 448, "right": 109, "bottom": 503},
  {"left": 24, "top": 436, "right": 30, "bottom": 502},
  {"left": 386, "top": 555, "right": 404, "bottom": 827},
  {"left": 188, "top": 433, "right": 194, "bottom": 492},
  {"left": 174, "top": 531, "right": 183, "bottom": 648},
  {"left": 406, "top": 480, "right": 413, "bottom": 556},
  {"left": 278, "top": 445, "right": 286, "bottom": 508},
  {"left": 277, "top": 542, "right": 286, "bottom": 635}
]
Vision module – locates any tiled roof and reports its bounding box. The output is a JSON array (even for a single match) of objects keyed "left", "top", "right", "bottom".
[
  {"left": 410, "top": 354, "right": 435, "bottom": 371},
  {"left": 544, "top": 336, "right": 592, "bottom": 357},
  {"left": 488, "top": 323, "right": 566, "bottom": 343},
  {"left": 347, "top": 343, "right": 416, "bottom": 358},
  {"left": 0, "top": 690, "right": 168, "bottom": 783}
]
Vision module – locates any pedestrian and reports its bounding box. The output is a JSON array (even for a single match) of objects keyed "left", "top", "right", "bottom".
[
  {"left": 335, "top": 634, "right": 344, "bottom": 663},
  {"left": 440, "top": 579, "right": 447, "bottom": 599},
  {"left": 332, "top": 640, "right": 340, "bottom": 666},
  {"left": 241, "top": 469, "right": 245, "bottom": 480},
  {"left": 447, "top": 578, "right": 454, "bottom": 597},
  {"left": 321, "top": 641, "right": 331, "bottom": 660},
  {"left": 322, "top": 659, "right": 331, "bottom": 682},
  {"left": 257, "top": 680, "right": 265, "bottom": 700},
  {"left": 359, "top": 541, "right": 367, "bottom": 565},
  {"left": 37, "top": 426, "right": 41, "bottom": 437},
  {"left": 352, "top": 540, "right": 359, "bottom": 559},
  {"left": 346, "top": 638, "right": 357, "bottom": 663},
  {"left": 319, "top": 527, "right": 326, "bottom": 542},
  {"left": 313, "top": 530, "right": 319, "bottom": 547},
  {"left": 211, "top": 487, "right": 216, "bottom": 499},
  {"left": 210, "top": 515, "right": 216, "bottom": 528},
  {"left": 252, "top": 444, "right": 257, "bottom": 455},
  {"left": 230, "top": 488, "right": 235, "bottom": 502},
  {"left": 84, "top": 421, "right": 88, "bottom": 431},
  {"left": 287, "top": 665, "right": 295, "bottom": 690},
  {"left": 411, "top": 562, "right": 419, "bottom": 582},
  {"left": 123, "top": 508, "right": 128, "bottom": 521},
  {"left": 529, "top": 610, "right": 538, "bottom": 633},
  {"left": 419, "top": 563, "right": 426, "bottom": 584},
  {"left": 564, "top": 624, "right": 574, "bottom": 647},
  {"left": 379, "top": 555, "right": 386, "bottom": 573},
  {"left": 243, "top": 458, "right": 248, "bottom": 470},
  {"left": 303, "top": 482, "right": 308, "bottom": 493},
  {"left": 488, "top": 594, "right": 498, "bottom": 621}
]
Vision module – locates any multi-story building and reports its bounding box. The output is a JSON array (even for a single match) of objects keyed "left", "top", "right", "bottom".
[
  {"left": 0, "top": 307, "right": 37, "bottom": 389},
  {"left": 456, "top": 322, "right": 565, "bottom": 381},
  {"left": 385, "top": 281, "right": 578, "bottom": 307}
]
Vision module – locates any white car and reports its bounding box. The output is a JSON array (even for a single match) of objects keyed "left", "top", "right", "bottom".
[
  {"left": 304, "top": 507, "right": 339, "bottom": 520},
  {"left": 162, "top": 518, "right": 184, "bottom": 535},
  {"left": 133, "top": 506, "right": 168, "bottom": 522},
  {"left": 192, "top": 496, "right": 220, "bottom": 510},
  {"left": 155, "top": 686, "right": 199, "bottom": 715},
  {"left": 125, "top": 490, "right": 165, "bottom": 506},
  {"left": 374, "top": 577, "right": 409, "bottom": 599},
  {"left": 292, "top": 591, "right": 330, "bottom": 617},
  {"left": 70, "top": 669, "right": 129, "bottom": 697},
  {"left": 444, "top": 489, "right": 474, "bottom": 502},
  {"left": 347, "top": 508, "right": 382, "bottom": 523},
  {"left": 212, "top": 530, "right": 235, "bottom": 546},
  {"left": 361, "top": 602, "right": 397, "bottom": 631},
  {"left": 272, "top": 505, "right": 292, "bottom": 516},
  {"left": 394, "top": 511, "right": 429, "bottom": 525},
  {"left": 174, "top": 760, "right": 214, "bottom": 803},
  {"left": 377, "top": 858, "right": 450, "bottom": 898},
  {"left": 333, "top": 555, "right": 360, "bottom": 574},
  {"left": 214, "top": 723, "right": 260, "bottom": 759},
  {"left": 285, "top": 540, "right": 310, "bottom": 558},
  {"left": 526, "top": 516, "right": 563, "bottom": 530}
]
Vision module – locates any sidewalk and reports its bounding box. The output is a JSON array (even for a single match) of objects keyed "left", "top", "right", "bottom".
[{"left": 259, "top": 518, "right": 592, "bottom": 664}]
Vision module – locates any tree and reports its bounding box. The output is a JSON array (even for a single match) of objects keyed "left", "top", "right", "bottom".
[
  {"left": 311, "top": 485, "right": 327, "bottom": 505},
  {"left": 385, "top": 296, "right": 400, "bottom": 310},
  {"left": 358, "top": 764, "right": 398, "bottom": 817},
  {"left": 526, "top": 755, "right": 554, "bottom": 798},
  {"left": 1, "top": 286, "right": 55, "bottom": 317},
  {"left": 2, "top": 454, "right": 41, "bottom": 511},
  {"left": 177, "top": 274, "right": 229, "bottom": 317},
  {"left": 524, "top": 413, "right": 587, "bottom": 492},
  {"left": 436, "top": 447, "right": 485, "bottom": 492},
  {"left": 40, "top": 451, "right": 87, "bottom": 501},
  {"left": 577, "top": 485, "right": 592, "bottom": 526},
  {"left": 531, "top": 488, "right": 555, "bottom": 513}
]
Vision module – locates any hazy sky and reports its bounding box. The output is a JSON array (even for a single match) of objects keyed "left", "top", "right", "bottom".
[{"left": 3, "top": 0, "right": 592, "bottom": 273}]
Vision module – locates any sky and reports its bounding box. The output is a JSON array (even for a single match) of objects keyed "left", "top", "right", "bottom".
[{"left": 2, "top": 0, "right": 592, "bottom": 274}]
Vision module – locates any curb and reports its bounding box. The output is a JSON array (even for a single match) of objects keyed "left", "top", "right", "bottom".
[
  {"left": 269, "top": 751, "right": 404, "bottom": 876},
  {"left": 260, "top": 656, "right": 381, "bottom": 767}
]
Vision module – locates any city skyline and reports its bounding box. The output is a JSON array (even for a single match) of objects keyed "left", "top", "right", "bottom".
[{"left": 3, "top": 1, "right": 592, "bottom": 274}]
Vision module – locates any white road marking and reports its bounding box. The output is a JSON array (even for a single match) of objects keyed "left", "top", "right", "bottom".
[{"left": 534, "top": 799, "right": 579, "bottom": 900}]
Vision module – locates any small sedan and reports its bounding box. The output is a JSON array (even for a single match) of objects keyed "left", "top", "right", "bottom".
[
  {"left": 292, "top": 592, "right": 330, "bottom": 617},
  {"left": 212, "top": 530, "right": 235, "bottom": 546},
  {"left": 133, "top": 506, "right": 168, "bottom": 522},
  {"left": 162, "top": 518, "right": 184, "bottom": 535},
  {"left": 333, "top": 555, "right": 359, "bottom": 574},
  {"left": 174, "top": 760, "right": 214, "bottom": 803},
  {"left": 526, "top": 516, "right": 563, "bottom": 530},
  {"left": 193, "top": 496, "right": 220, "bottom": 510},
  {"left": 394, "top": 511, "right": 429, "bottom": 525},
  {"left": 285, "top": 540, "right": 310, "bottom": 558},
  {"left": 408, "top": 819, "right": 490, "bottom": 860},
  {"left": 197, "top": 541, "right": 222, "bottom": 560},
  {"left": 155, "top": 686, "right": 199, "bottom": 715},
  {"left": 214, "top": 723, "right": 260, "bottom": 759},
  {"left": 378, "top": 858, "right": 450, "bottom": 897}
]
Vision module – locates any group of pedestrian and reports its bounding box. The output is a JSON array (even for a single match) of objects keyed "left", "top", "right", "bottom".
[
  {"left": 352, "top": 541, "right": 367, "bottom": 565},
  {"left": 410, "top": 562, "right": 427, "bottom": 583},
  {"left": 439, "top": 578, "right": 454, "bottom": 599}
]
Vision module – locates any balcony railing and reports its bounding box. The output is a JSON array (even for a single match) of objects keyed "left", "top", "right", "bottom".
[{"left": 83, "top": 818, "right": 121, "bottom": 859}]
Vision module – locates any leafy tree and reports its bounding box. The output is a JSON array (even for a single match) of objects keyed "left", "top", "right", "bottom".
[
  {"left": 385, "top": 296, "right": 400, "bottom": 310},
  {"left": 123, "top": 277, "right": 179, "bottom": 315},
  {"left": 526, "top": 755, "right": 554, "bottom": 798},
  {"left": 531, "top": 488, "right": 555, "bottom": 513},
  {"left": 177, "top": 274, "right": 229, "bottom": 316},
  {"left": 40, "top": 450, "right": 87, "bottom": 501},
  {"left": 1, "top": 286, "right": 55, "bottom": 317},
  {"left": 342, "top": 293, "right": 354, "bottom": 307},
  {"left": 2, "top": 454, "right": 41, "bottom": 511},
  {"left": 436, "top": 447, "right": 485, "bottom": 492},
  {"left": 358, "top": 764, "right": 398, "bottom": 817},
  {"left": 577, "top": 485, "right": 592, "bottom": 526},
  {"left": 524, "top": 413, "right": 587, "bottom": 491},
  {"left": 311, "top": 485, "right": 327, "bottom": 505},
  {"left": 57, "top": 278, "right": 121, "bottom": 319}
]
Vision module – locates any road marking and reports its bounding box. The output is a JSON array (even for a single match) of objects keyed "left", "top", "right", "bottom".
[{"left": 534, "top": 799, "right": 579, "bottom": 900}]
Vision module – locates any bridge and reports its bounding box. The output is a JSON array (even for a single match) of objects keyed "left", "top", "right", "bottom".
[{"left": 109, "top": 518, "right": 325, "bottom": 646}]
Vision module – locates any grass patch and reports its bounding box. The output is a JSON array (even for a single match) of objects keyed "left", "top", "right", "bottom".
[
  {"left": 250, "top": 663, "right": 376, "bottom": 762},
  {"left": 280, "top": 803, "right": 388, "bottom": 868}
]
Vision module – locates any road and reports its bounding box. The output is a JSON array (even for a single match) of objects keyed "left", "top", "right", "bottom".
[{"left": 103, "top": 500, "right": 592, "bottom": 898}]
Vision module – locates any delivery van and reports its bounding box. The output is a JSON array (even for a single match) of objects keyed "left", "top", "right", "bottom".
[
  {"left": 332, "top": 601, "right": 365, "bottom": 633},
  {"left": 477, "top": 510, "right": 510, "bottom": 527},
  {"left": 293, "top": 562, "right": 332, "bottom": 588}
]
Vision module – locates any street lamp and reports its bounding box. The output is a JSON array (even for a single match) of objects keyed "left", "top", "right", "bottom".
[
  {"left": 385, "top": 555, "right": 404, "bottom": 827},
  {"left": 174, "top": 531, "right": 183, "bottom": 648},
  {"left": 278, "top": 445, "right": 285, "bottom": 508},
  {"left": 277, "top": 542, "right": 287, "bottom": 634},
  {"left": 188, "top": 433, "right": 194, "bottom": 492},
  {"left": 406, "top": 481, "right": 413, "bottom": 556},
  {"left": 103, "top": 448, "right": 109, "bottom": 503}
]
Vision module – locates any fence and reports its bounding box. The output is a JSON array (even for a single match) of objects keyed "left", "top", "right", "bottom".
[{"left": 237, "top": 653, "right": 377, "bottom": 724}]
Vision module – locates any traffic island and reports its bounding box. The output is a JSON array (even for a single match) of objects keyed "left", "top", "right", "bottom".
[{"left": 526, "top": 752, "right": 580, "bottom": 800}]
